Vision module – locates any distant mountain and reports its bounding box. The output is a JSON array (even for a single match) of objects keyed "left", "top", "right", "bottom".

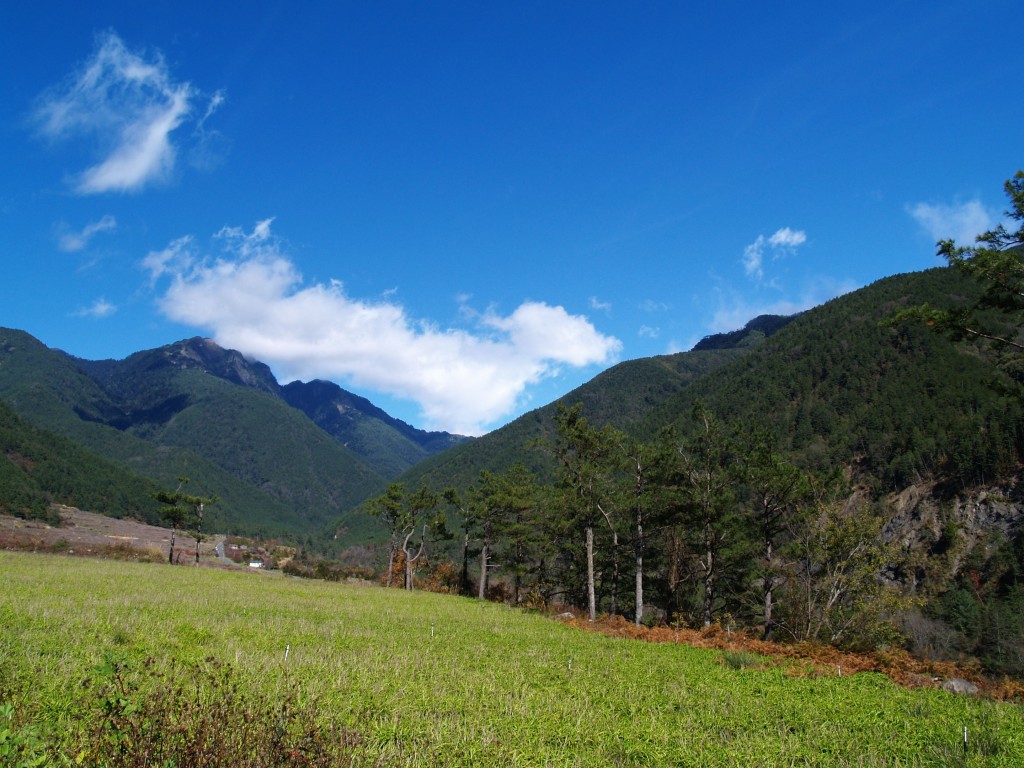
[
  {"left": 73, "top": 337, "right": 283, "bottom": 399},
  {"left": 0, "top": 331, "right": 384, "bottom": 539},
  {"left": 691, "top": 314, "right": 797, "bottom": 351},
  {"left": 0, "top": 330, "right": 471, "bottom": 540},
  {"left": 281, "top": 379, "right": 466, "bottom": 478},
  {"left": 74, "top": 337, "right": 466, "bottom": 479}
]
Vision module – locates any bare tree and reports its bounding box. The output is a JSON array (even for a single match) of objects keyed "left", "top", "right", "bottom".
[{"left": 784, "top": 485, "right": 908, "bottom": 647}]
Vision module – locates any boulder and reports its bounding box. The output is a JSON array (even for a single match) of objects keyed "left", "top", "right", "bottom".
[{"left": 941, "top": 678, "right": 979, "bottom": 696}]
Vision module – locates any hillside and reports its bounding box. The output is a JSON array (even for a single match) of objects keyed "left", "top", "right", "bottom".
[
  {"left": 0, "top": 398, "right": 162, "bottom": 524},
  {"left": 639, "top": 268, "right": 1024, "bottom": 491},
  {"left": 73, "top": 336, "right": 467, "bottom": 478},
  {"left": 392, "top": 268, "right": 1021, "bottom": 501},
  {"left": 281, "top": 378, "right": 465, "bottom": 478}
]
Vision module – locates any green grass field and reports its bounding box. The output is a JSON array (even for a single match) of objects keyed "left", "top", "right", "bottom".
[{"left": 1, "top": 551, "right": 1022, "bottom": 766}]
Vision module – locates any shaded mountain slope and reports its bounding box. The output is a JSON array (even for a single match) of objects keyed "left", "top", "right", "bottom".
[
  {"left": 79, "top": 338, "right": 466, "bottom": 480},
  {"left": 0, "top": 398, "right": 162, "bottom": 524},
  {"left": 281, "top": 379, "right": 465, "bottom": 478}
]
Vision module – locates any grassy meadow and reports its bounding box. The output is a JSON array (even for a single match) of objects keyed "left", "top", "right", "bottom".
[{"left": 1, "top": 551, "right": 1022, "bottom": 766}]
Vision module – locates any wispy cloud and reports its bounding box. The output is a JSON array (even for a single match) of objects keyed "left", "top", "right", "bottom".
[
  {"left": 143, "top": 221, "right": 622, "bottom": 434},
  {"left": 907, "top": 199, "right": 994, "bottom": 247},
  {"left": 639, "top": 299, "right": 670, "bottom": 313},
  {"left": 709, "top": 275, "right": 855, "bottom": 334},
  {"left": 589, "top": 296, "right": 612, "bottom": 314},
  {"left": 72, "top": 298, "right": 116, "bottom": 318},
  {"left": 57, "top": 215, "right": 117, "bottom": 252},
  {"left": 189, "top": 89, "right": 229, "bottom": 171},
  {"left": 742, "top": 227, "right": 808, "bottom": 279},
  {"left": 141, "top": 235, "right": 196, "bottom": 285},
  {"left": 31, "top": 31, "right": 221, "bottom": 193}
]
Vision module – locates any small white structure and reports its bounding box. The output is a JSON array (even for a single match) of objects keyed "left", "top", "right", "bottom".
[{"left": 248, "top": 560, "right": 264, "bottom": 568}]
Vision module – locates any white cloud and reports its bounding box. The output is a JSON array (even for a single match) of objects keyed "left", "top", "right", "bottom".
[
  {"left": 144, "top": 221, "right": 622, "bottom": 434},
  {"left": 189, "top": 89, "right": 230, "bottom": 171},
  {"left": 768, "top": 227, "right": 807, "bottom": 249},
  {"left": 73, "top": 298, "right": 116, "bottom": 318},
  {"left": 638, "top": 325, "right": 659, "bottom": 338},
  {"left": 589, "top": 296, "right": 612, "bottom": 313},
  {"left": 743, "top": 227, "right": 808, "bottom": 279},
  {"left": 32, "top": 31, "right": 202, "bottom": 193},
  {"left": 908, "top": 199, "right": 994, "bottom": 247},
  {"left": 58, "top": 215, "right": 117, "bottom": 252}
]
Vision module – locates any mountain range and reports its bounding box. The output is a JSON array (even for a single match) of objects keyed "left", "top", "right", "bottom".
[
  {"left": 0, "top": 329, "right": 463, "bottom": 540},
  {"left": 2, "top": 264, "right": 1023, "bottom": 549}
]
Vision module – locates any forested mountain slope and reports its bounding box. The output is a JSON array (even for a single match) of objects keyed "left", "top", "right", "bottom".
[
  {"left": 396, "top": 268, "right": 1020, "bottom": 504},
  {"left": 639, "top": 268, "right": 1024, "bottom": 492},
  {"left": 0, "top": 398, "right": 161, "bottom": 524},
  {"left": 74, "top": 337, "right": 466, "bottom": 478},
  {"left": 281, "top": 379, "right": 465, "bottom": 478},
  {"left": 0, "top": 330, "right": 385, "bottom": 538}
]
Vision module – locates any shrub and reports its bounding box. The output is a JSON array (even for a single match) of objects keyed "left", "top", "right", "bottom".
[{"left": 75, "top": 655, "right": 364, "bottom": 767}]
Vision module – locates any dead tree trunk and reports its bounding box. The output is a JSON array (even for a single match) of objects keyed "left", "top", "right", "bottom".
[
  {"left": 586, "top": 525, "right": 596, "bottom": 621},
  {"left": 702, "top": 531, "right": 715, "bottom": 628},
  {"left": 478, "top": 539, "right": 490, "bottom": 599},
  {"left": 763, "top": 538, "right": 775, "bottom": 639},
  {"left": 402, "top": 526, "right": 426, "bottom": 590}
]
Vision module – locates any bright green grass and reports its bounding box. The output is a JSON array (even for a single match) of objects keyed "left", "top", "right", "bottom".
[{"left": 1, "top": 551, "right": 1022, "bottom": 766}]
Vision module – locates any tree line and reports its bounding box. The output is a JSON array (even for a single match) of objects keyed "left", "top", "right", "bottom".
[{"left": 365, "top": 401, "right": 908, "bottom": 650}]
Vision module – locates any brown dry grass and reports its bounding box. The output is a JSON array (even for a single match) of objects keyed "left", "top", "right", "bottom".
[
  {"left": 0, "top": 506, "right": 219, "bottom": 565},
  {"left": 558, "top": 612, "right": 1024, "bottom": 701}
]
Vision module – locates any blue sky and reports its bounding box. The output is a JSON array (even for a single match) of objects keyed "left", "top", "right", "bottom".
[{"left": 2, "top": 2, "right": 1022, "bottom": 434}]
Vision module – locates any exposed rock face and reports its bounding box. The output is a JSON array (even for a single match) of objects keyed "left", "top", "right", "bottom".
[
  {"left": 882, "top": 479, "right": 1024, "bottom": 589},
  {"left": 164, "top": 338, "right": 282, "bottom": 396}
]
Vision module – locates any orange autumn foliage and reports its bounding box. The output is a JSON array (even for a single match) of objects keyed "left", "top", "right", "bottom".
[{"left": 558, "top": 612, "right": 1024, "bottom": 701}]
